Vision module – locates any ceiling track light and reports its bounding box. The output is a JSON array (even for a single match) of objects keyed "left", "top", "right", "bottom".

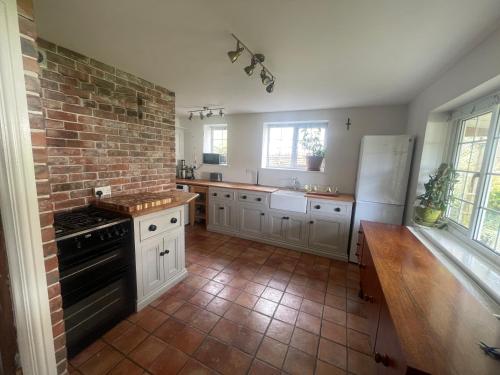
[
  {"left": 227, "top": 33, "right": 276, "bottom": 93},
  {"left": 187, "top": 106, "right": 225, "bottom": 120}
]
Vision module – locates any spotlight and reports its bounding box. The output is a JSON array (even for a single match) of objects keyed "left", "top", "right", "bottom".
[
  {"left": 199, "top": 112, "right": 204, "bottom": 120},
  {"left": 188, "top": 112, "right": 193, "bottom": 120},
  {"left": 266, "top": 80, "right": 275, "bottom": 93},
  {"left": 206, "top": 110, "right": 213, "bottom": 118},
  {"left": 227, "top": 41, "right": 244, "bottom": 63},
  {"left": 244, "top": 63, "right": 255, "bottom": 76},
  {"left": 260, "top": 69, "right": 272, "bottom": 85},
  {"left": 219, "top": 109, "right": 224, "bottom": 117}
]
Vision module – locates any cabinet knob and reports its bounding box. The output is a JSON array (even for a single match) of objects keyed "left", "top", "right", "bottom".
[
  {"left": 148, "top": 224, "right": 157, "bottom": 232},
  {"left": 225, "top": 194, "right": 230, "bottom": 198},
  {"left": 374, "top": 353, "right": 390, "bottom": 367},
  {"left": 282, "top": 216, "right": 289, "bottom": 220},
  {"left": 260, "top": 213, "right": 265, "bottom": 216},
  {"left": 242, "top": 195, "right": 247, "bottom": 199},
  {"left": 219, "top": 207, "right": 225, "bottom": 210},
  {"left": 170, "top": 217, "right": 178, "bottom": 224},
  {"left": 334, "top": 207, "right": 341, "bottom": 212},
  {"left": 314, "top": 205, "right": 321, "bottom": 209},
  {"left": 159, "top": 251, "right": 165, "bottom": 256},
  {"left": 256, "top": 197, "right": 262, "bottom": 201},
  {"left": 309, "top": 220, "right": 314, "bottom": 224},
  {"left": 213, "top": 193, "right": 217, "bottom": 196},
  {"left": 164, "top": 249, "right": 170, "bottom": 254}
]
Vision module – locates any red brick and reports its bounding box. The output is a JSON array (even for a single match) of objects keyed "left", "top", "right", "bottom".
[{"left": 47, "top": 109, "right": 77, "bottom": 122}]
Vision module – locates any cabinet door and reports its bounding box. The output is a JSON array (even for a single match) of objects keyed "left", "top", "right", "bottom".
[
  {"left": 285, "top": 215, "right": 307, "bottom": 245},
  {"left": 163, "top": 231, "right": 183, "bottom": 280},
  {"left": 140, "top": 236, "right": 164, "bottom": 296},
  {"left": 267, "top": 212, "right": 286, "bottom": 240},
  {"left": 308, "top": 217, "right": 345, "bottom": 255},
  {"left": 239, "top": 204, "right": 266, "bottom": 235},
  {"left": 209, "top": 201, "right": 236, "bottom": 230}
]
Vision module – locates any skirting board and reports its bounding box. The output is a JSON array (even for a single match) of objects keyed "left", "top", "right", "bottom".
[
  {"left": 136, "top": 269, "right": 188, "bottom": 311},
  {"left": 207, "top": 225, "right": 348, "bottom": 262}
]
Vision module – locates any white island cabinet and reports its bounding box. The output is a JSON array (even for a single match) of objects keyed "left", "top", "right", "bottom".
[{"left": 133, "top": 206, "right": 186, "bottom": 310}]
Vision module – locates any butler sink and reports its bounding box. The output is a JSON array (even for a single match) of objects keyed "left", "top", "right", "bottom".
[{"left": 270, "top": 190, "right": 307, "bottom": 213}]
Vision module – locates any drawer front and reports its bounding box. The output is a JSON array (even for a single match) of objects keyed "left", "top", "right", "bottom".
[
  {"left": 139, "top": 209, "right": 181, "bottom": 241},
  {"left": 209, "top": 188, "right": 235, "bottom": 201},
  {"left": 238, "top": 191, "right": 267, "bottom": 205},
  {"left": 309, "top": 200, "right": 351, "bottom": 217}
]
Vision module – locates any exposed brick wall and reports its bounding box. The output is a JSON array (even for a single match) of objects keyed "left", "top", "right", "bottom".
[
  {"left": 16, "top": 0, "right": 67, "bottom": 373},
  {"left": 37, "top": 41, "right": 176, "bottom": 212}
]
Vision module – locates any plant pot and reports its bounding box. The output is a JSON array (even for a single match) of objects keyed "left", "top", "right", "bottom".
[
  {"left": 414, "top": 206, "right": 442, "bottom": 226},
  {"left": 306, "top": 156, "right": 324, "bottom": 171}
]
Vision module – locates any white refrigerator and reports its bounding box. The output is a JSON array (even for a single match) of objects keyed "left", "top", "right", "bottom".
[{"left": 349, "top": 135, "right": 414, "bottom": 262}]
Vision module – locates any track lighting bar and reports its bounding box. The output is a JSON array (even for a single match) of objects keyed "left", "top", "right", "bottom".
[
  {"left": 188, "top": 106, "right": 225, "bottom": 120},
  {"left": 228, "top": 33, "right": 276, "bottom": 93}
]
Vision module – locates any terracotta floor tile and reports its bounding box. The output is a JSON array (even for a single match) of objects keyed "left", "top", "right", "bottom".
[
  {"left": 300, "top": 299, "right": 324, "bottom": 318},
  {"left": 321, "top": 320, "right": 347, "bottom": 345},
  {"left": 103, "top": 320, "right": 134, "bottom": 343},
  {"left": 195, "top": 337, "right": 252, "bottom": 375},
  {"left": 245, "top": 311, "right": 271, "bottom": 333},
  {"left": 128, "top": 335, "right": 167, "bottom": 369},
  {"left": 324, "top": 305, "right": 347, "bottom": 325},
  {"left": 110, "top": 325, "right": 148, "bottom": 354},
  {"left": 170, "top": 325, "right": 206, "bottom": 354},
  {"left": 178, "top": 359, "right": 218, "bottom": 375},
  {"left": 206, "top": 296, "right": 232, "bottom": 315},
  {"left": 155, "top": 297, "right": 185, "bottom": 315},
  {"left": 346, "top": 300, "right": 368, "bottom": 318},
  {"left": 148, "top": 344, "right": 189, "bottom": 375},
  {"left": 346, "top": 288, "right": 360, "bottom": 301},
  {"left": 244, "top": 281, "right": 266, "bottom": 296},
  {"left": 218, "top": 285, "right": 242, "bottom": 301},
  {"left": 191, "top": 309, "right": 220, "bottom": 332},
  {"left": 347, "top": 329, "right": 371, "bottom": 355},
  {"left": 155, "top": 318, "right": 186, "bottom": 343},
  {"left": 224, "top": 304, "right": 252, "bottom": 323},
  {"left": 174, "top": 303, "right": 202, "bottom": 323},
  {"left": 347, "top": 348, "right": 377, "bottom": 375},
  {"left": 315, "top": 359, "right": 346, "bottom": 375},
  {"left": 201, "top": 280, "right": 225, "bottom": 295},
  {"left": 248, "top": 359, "right": 281, "bottom": 375},
  {"left": 325, "top": 293, "right": 346, "bottom": 311},
  {"left": 290, "top": 327, "right": 319, "bottom": 356},
  {"left": 281, "top": 292, "right": 303, "bottom": 309},
  {"left": 304, "top": 288, "right": 325, "bottom": 304},
  {"left": 347, "top": 313, "right": 370, "bottom": 334},
  {"left": 254, "top": 298, "right": 278, "bottom": 316},
  {"left": 79, "top": 345, "right": 123, "bottom": 375},
  {"left": 296, "top": 312, "right": 321, "bottom": 334},
  {"left": 268, "top": 278, "right": 288, "bottom": 291},
  {"left": 283, "top": 347, "right": 316, "bottom": 375},
  {"left": 107, "top": 358, "right": 144, "bottom": 375},
  {"left": 328, "top": 284, "right": 347, "bottom": 298},
  {"left": 261, "top": 287, "right": 283, "bottom": 302},
  {"left": 228, "top": 277, "right": 249, "bottom": 289},
  {"left": 285, "top": 283, "right": 306, "bottom": 297},
  {"left": 211, "top": 318, "right": 263, "bottom": 355},
  {"left": 235, "top": 291, "right": 259, "bottom": 309},
  {"left": 274, "top": 304, "right": 298, "bottom": 324},
  {"left": 134, "top": 307, "right": 168, "bottom": 332},
  {"left": 213, "top": 271, "right": 234, "bottom": 284},
  {"left": 252, "top": 274, "right": 272, "bottom": 285},
  {"left": 69, "top": 339, "right": 106, "bottom": 367},
  {"left": 318, "top": 338, "right": 347, "bottom": 370},
  {"left": 266, "top": 319, "right": 294, "bottom": 344},
  {"left": 189, "top": 290, "right": 215, "bottom": 307},
  {"left": 256, "top": 337, "right": 288, "bottom": 369}
]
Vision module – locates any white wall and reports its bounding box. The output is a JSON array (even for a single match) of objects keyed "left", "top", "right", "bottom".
[
  {"left": 180, "top": 105, "right": 408, "bottom": 194},
  {"left": 405, "top": 26, "right": 500, "bottom": 223}
]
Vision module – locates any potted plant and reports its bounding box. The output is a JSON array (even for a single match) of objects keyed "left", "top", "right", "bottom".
[
  {"left": 414, "top": 163, "right": 457, "bottom": 226},
  {"left": 300, "top": 128, "right": 326, "bottom": 171}
]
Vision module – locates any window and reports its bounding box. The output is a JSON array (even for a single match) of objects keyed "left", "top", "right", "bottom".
[
  {"left": 262, "top": 121, "right": 327, "bottom": 170},
  {"left": 447, "top": 99, "right": 500, "bottom": 255},
  {"left": 203, "top": 124, "right": 227, "bottom": 164}
]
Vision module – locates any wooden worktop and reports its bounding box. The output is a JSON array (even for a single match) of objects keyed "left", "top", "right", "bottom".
[
  {"left": 176, "top": 179, "right": 355, "bottom": 202},
  {"left": 361, "top": 221, "right": 500, "bottom": 375},
  {"left": 96, "top": 190, "right": 198, "bottom": 217}
]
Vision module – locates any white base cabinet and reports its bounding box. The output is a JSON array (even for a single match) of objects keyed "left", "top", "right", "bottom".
[
  {"left": 208, "top": 187, "right": 353, "bottom": 261},
  {"left": 134, "top": 206, "right": 187, "bottom": 310}
]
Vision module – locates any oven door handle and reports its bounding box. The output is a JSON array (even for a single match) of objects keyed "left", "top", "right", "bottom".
[{"left": 60, "top": 253, "right": 119, "bottom": 281}]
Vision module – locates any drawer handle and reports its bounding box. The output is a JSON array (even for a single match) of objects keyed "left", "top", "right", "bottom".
[
  {"left": 309, "top": 220, "right": 314, "bottom": 224},
  {"left": 148, "top": 224, "right": 157, "bottom": 232},
  {"left": 334, "top": 207, "right": 341, "bottom": 212},
  {"left": 282, "top": 216, "right": 289, "bottom": 220},
  {"left": 314, "top": 205, "right": 321, "bottom": 209},
  {"left": 374, "top": 353, "right": 390, "bottom": 367},
  {"left": 213, "top": 193, "right": 217, "bottom": 196},
  {"left": 219, "top": 207, "right": 225, "bottom": 210},
  {"left": 260, "top": 213, "right": 265, "bottom": 216},
  {"left": 225, "top": 194, "right": 230, "bottom": 198},
  {"left": 256, "top": 197, "right": 262, "bottom": 201},
  {"left": 242, "top": 195, "right": 247, "bottom": 199},
  {"left": 170, "top": 217, "right": 178, "bottom": 224}
]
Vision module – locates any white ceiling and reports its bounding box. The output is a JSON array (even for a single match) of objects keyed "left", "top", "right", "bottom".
[{"left": 34, "top": 0, "right": 500, "bottom": 115}]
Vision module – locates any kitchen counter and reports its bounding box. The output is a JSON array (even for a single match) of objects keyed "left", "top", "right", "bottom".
[
  {"left": 96, "top": 190, "right": 198, "bottom": 217},
  {"left": 176, "top": 179, "right": 355, "bottom": 203}
]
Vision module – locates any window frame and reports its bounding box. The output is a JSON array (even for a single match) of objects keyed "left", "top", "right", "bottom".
[
  {"left": 446, "top": 97, "right": 500, "bottom": 257},
  {"left": 203, "top": 123, "right": 228, "bottom": 165},
  {"left": 261, "top": 120, "right": 328, "bottom": 171}
]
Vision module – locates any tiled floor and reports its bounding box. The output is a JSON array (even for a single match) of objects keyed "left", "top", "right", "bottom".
[{"left": 69, "top": 225, "right": 376, "bottom": 375}]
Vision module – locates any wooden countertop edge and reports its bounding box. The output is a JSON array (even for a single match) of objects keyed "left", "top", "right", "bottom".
[{"left": 304, "top": 193, "right": 354, "bottom": 203}]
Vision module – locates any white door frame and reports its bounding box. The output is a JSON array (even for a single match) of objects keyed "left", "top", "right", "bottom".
[{"left": 0, "top": 0, "right": 57, "bottom": 373}]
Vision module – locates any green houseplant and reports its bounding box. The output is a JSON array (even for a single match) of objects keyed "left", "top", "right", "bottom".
[
  {"left": 414, "top": 163, "right": 457, "bottom": 226},
  {"left": 300, "top": 128, "right": 326, "bottom": 171}
]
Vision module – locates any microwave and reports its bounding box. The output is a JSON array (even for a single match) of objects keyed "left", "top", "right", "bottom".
[{"left": 203, "top": 153, "right": 222, "bottom": 164}]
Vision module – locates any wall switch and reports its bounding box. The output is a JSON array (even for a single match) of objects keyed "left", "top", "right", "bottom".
[{"left": 94, "top": 186, "right": 111, "bottom": 198}]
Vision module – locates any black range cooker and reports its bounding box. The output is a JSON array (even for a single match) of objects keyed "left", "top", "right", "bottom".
[{"left": 54, "top": 206, "right": 136, "bottom": 358}]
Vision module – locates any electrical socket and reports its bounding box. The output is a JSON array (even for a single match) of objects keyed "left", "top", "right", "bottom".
[{"left": 94, "top": 186, "right": 111, "bottom": 198}]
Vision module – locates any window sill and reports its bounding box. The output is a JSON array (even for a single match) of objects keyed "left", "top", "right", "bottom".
[
  {"left": 409, "top": 225, "right": 500, "bottom": 312},
  {"left": 261, "top": 167, "right": 326, "bottom": 174}
]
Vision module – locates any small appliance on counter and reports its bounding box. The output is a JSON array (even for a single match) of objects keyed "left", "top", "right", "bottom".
[
  {"left": 209, "top": 172, "right": 223, "bottom": 182},
  {"left": 203, "top": 153, "right": 222, "bottom": 164},
  {"left": 176, "top": 159, "right": 196, "bottom": 179}
]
